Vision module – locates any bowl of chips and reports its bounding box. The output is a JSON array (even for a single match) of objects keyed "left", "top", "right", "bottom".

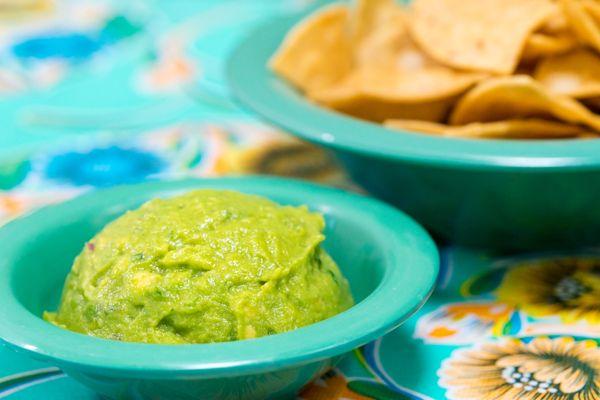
[{"left": 227, "top": 0, "right": 600, "bottom": 250}]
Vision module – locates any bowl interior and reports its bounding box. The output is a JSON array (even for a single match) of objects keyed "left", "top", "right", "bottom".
[
  {"left": 13, "top": 184, "right": 385, "bottom": 317},
  {"left": 0, "top": 177, "right": 437, "bottom": 376}
]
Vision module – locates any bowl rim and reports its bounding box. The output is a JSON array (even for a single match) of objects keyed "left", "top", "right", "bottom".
[
  {"left": 226, "top": 8, "right": 600, "bottom": 172},
  {"left": 0, "top": 177, "right": 438, "bottom": 377}
]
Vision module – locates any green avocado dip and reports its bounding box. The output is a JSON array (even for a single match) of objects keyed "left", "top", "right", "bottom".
[{"left": 44, "top": 189, "right": 353, "bottom": 344}]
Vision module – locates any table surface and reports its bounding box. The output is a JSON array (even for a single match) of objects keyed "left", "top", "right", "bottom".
[{"left": 0, "top": 1, "right": 598, "bottom": 399}]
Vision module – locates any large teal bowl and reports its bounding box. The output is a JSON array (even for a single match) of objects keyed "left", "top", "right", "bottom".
[
  {"left": 0, "top": 177, "right": 438, "bottom": 400},
  {"left": 226, "top": 11, "right": 600, "bottom": 250}
]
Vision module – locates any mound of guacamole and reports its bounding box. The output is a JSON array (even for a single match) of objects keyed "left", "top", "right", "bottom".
[{"left": 45, "top": 190, "right": 353, "bottom": 344}]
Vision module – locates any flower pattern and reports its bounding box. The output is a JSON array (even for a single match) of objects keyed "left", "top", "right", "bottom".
[
  {"left": 414, "top": 302, "right": 515, "bottom": 345},
  {"left": 0, "top": 2, "right": 143, "bottom": 94},
  {"left": 206, "top": 125, "right": 348, "bottom": 186},
  {"left": 44, "top": 146, "right": 165, "bottom": 187},
  {"left": 12, "top": 15, "right": 140, "bottom": 61},
  {"left": 0, "top": 0, "right": 52, "bottom": 18},
  {"left": 415, "top": 254, "right": 600, "bottom": 345},
  {"left": 12, "top": 34, "right": 101, "bottom": 61},
  {"left": 496, "top": 257, "right": 600, "bottom": 324},
  {"left": 439, "top": 337, "right": 600, "bottom": 400},
  {"left": 0, "top": 189, "right": 81, "bottom": 225}
]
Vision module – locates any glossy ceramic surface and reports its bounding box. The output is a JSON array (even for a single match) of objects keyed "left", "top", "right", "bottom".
[
  {"left": 0, "top": 177, "right": 438, "bottom": 400},
  {"left": 226, "top": 12, "right": 600, "bottom": 250}
]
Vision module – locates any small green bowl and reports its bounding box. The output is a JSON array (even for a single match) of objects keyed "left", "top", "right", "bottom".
[
  {"left": 0, "top": 177, "right": 438, "bottom": 400},
  {"left": 226, "top": 10, "right": 600, "bottom": 250}
]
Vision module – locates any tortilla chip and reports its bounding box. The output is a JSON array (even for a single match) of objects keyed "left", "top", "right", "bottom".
[
  {"left": 540, "top": 3, "right": 571, "bottom": 34},
  {"left": 521, "top": 33, "right": 578, "bottom": 62},
  {"left": 384, "top": 120, "right": 449, "bottom": 135},
  {"left": 270, "top": 5, "right": 352, "bottom": 92},
  {"left": 309, "top": 0, "right": 485, "bottom": 109},
  {"left": 310, "top": 83, "right": 455, "bottom": 122},
  {"left": 345, "top": 64, "right": 485, "bottom": 102},
  {"left": 407, "top": 0, "right": 555, "bottom": 74},
  {"left": 534, "top": 49, "right": 600, "bottom": 98},
  {"left": 349, "top": 0, "right": 403, "bottom": 66},
  {"left": 450, "top": 75, "right": 600, "bottom": 132},
  {"left": 561, "top": 0, "right": 600, "bottom": 52},
  {"left": 270, "top": 0, "right": 598, "bottom": 140},
  {"left": 583, "top": 0, "right": 600, "bottom": 22},
  {"left": 355, "top": 2, "right": 486, "bottom": 100},
  {"left": 385, "top": 118, "right": 589, "bottom": 139},
  {"left": 584, "top": 96, "right": 600, "bottom": 112}
]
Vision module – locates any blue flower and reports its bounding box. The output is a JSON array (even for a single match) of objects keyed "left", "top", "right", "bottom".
[
  {"left": 11, "top": 15, "right": 141, "bottom": 61},
  {"left": 12, "top": 33, "right": 101, "bottom": 61},
  {"left": 45, "top": 146, "right": 165, "bottom": 187}
]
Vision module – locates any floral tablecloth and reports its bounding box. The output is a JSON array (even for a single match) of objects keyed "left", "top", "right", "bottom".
[{"left": 0, "top": 1, "right": 598, "bottom": 399}]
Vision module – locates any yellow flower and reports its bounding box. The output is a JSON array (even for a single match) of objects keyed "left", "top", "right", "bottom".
[
  {"left": 206, "top": 127, "right": 347, "bottom": 185},
  {"left": 495, "top": 257, "right": 600, "bottom": 324},
  {"left": 439, "top": 336, "right": 600, "bottom": 399},
  {"left": 229, "top": 140, "right": 345, "bottom": 183},
  {"left": 0, "top": 0, "right": 53, "bottom": 18}
]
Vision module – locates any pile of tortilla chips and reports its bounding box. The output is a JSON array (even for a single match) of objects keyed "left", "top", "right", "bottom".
[{"left": 270, "top": 0, "right": 600, "bottom": 139}]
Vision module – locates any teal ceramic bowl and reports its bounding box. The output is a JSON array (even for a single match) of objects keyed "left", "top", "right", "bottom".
[
  {"left": 0, "top": 177, "right": 438, "bottom": 400},
  {"left": 226, "top": 9, "right": 600, "bottom": 250}
]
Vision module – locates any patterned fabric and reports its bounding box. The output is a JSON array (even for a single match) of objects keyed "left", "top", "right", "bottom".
[{"left": 0, "top": 1, "right": 598, "bottom": 399}]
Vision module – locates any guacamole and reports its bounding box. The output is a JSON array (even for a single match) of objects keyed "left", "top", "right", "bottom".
[{"left": 45, "top": 190, "right": 353, "bottom": 344}]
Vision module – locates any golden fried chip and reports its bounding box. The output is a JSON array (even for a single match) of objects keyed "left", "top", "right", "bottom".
[
  {"left": 310, "top": 82, "right": 455, "bottom": 122},
  {"left": 534, "top": 49, "right": 600, "bottom": 98},
  {"left": 521, "top": 33, "right": 578, "bottom": 62},
  {"left": 362, "top": 68, "right": 482, "bottom": 103},
  {"left": 304, "top": 0, "right": 486, "bottom": 121},
  {"left": 521, "top": 2, "right": 577, "bottom": 61},
  {"left": 584, "top": 96, "right": 600, "bottom": 112},
  {"left": 324, "top": 64, "right": 486, "bottom": 103},
  {"left": 352, "top": 2, "right": 486, "bottom": 100},
  {"left": 384, "top": 120, "right": 448, "bottom": 135},
  {"left": 583, "top": 0, "right": 600, "bottom": 22},
  {"left": 450, "top": 75, "right": 600, "bottom": 132},
  {"left": 540, "top": 3, "right": 571, "bottom": 34},
  {"left": 385, "top": 118, "right": 589, "bottom": 139},
  {"left": 337, "top": 97, "right": 452, "bottom": 123},
  {"left": 270, "top": 5, "right": 352, "bottom": 92},
  {"left": 270, "top": 0, "right": 599, "bottom": 140},
  {"left": 308, "top": 0, "right": 485, "bottom": 116},
  {"left": 561, "top": 0, "right": 600, "bottom": 52},
  {"left": 407, "top": 0, "right": 554, "bottom": 74},
  {"left": 349, "top": 0, "right": 404, "bottom": 68}
]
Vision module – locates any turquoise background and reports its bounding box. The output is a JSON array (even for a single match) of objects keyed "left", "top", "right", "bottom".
[{"left": 1, "top": 1, "right": 599, "bottom": 399}]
